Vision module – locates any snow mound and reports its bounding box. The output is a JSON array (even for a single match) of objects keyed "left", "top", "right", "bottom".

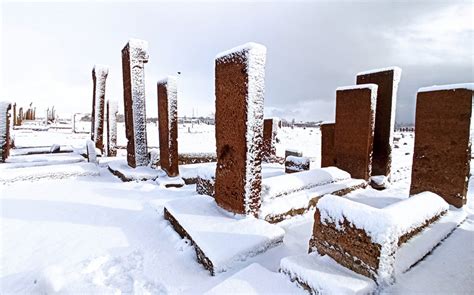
[{"left": 108, "top": 159, "right": 164, "bottom": 181}]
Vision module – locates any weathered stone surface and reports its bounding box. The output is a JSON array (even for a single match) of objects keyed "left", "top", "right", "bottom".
[
  {"left": 285, "top": 149, "right": 302, "bottom": 158},
  {"left": 91, "top": 65, "right": 109, "bottom": 152},
  {"left": 262, "top": 118, "right": 279, "bottom": 161},
  {"left": 214, "top": 43, "right": 266, "bottom": 216},
  {"left": 285, "top": 155, "right": 310, "bottom": 173},
  {"left": 122, "top": 39, "right": 149, "bottom": 168},
  {"left": 1, "top": 102, "right": 12, "bottom": 162},
  {"left": 106, "top": 100, "right": 118, "bottom": 157},
  {"left": 320, "top": 123, "right": 336, "bottom": 167},
  {"left": 356, "top": 67, "right": 401, "bottom": 179},
  {"left": 158, "top": 76, "right": 179, "bottom": 177},
  {"left": 334, "top": 85, "right": 377, "bottom": 180},
  {"left": 410, "top": 86, "right": 473, "bottom": 208}
]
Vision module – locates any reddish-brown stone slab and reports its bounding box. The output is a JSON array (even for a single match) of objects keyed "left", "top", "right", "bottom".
[
  {"left": 1, "top": 102, "right": 12, "bottom": 162},
  {"left": 262, "top": 118, "right": 278, "bottom": 161},
  {"left": 356, "top": 67, "right": 401, "bottom": 179},
  {"left": 91, "top": 65, "right": 109, "bottom": 153},
  {"left": 334, "top": 85, "right": 377, "bottom": 180},
  {"left": 214, "top": 43, "right": 266, "bottom": 216},
  {"left": 106, "top": 100, "right": 118, "bottom": 157},
  {"left": 320, "top": 123, "right": 336, "bottom": 167},
  {"left": 122, "top": 39, "right": 149, "bottom": 168},
  {"left": 157, "top": 77, "right": 179, "bottom": 177},
  {"left": 410, "top": 86, "right": 473, "bottom": 208}
]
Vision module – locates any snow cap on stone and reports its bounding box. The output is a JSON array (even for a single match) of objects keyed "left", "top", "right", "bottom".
[{"left": 418, "top": 83, "right": 474, "bottom": 93}]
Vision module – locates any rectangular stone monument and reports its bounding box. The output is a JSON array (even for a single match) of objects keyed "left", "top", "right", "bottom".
[
  {"left": 334, "top": 85, "right": 377, "bottom": 180},
  {"left": 91, "top": 65, "right": 109, "bottom": 152},
  {"left": 122, "top": 39, "right": 149, "bottom": 168},
  {"left": 157, "top": 76, "right": 179, "bottom": 177},
  {"left": 410, "top": 84, "right": 474, "bottom": 208},
  {"left": 262, "top": 118, "right": 279, "bottom": 161},
  {"left": 0, "top": 102, "right": 12, "bottom": 162},
  {"left": 106, "top": 100, "right": 118, "bottom": 157},
  {"left": 356, "top": 67, "right": 401, "bottom": 180},
  {"left": 215, "top": 42, "right": 267, "bottom": 216},
  {"left": 320, "top": 122, "right": 336, "bottom": 167},
  {"left": 12, "top": 103, "right": 17, "bottom": 126}
]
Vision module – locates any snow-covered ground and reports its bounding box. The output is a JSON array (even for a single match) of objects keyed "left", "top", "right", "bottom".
[{"left": 1, "top": 125, "right": 473, "bottom": 294}]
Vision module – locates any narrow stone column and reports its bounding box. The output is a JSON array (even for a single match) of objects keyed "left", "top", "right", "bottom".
[
  {"left": 91, "top": 65, "right": 109, "bottom": 153},
  {"left": 122, "top": 39, "right": 149, "bottom": 168},
  {"left": 12, "top": 103, "right": 17, "bottom": 126},
  {"left": 158, "top": 76, "right": 179, "bottom": 177},
  {"left": 356, "top": 67, "right": 401, "bottom": 180},
  {"left": 262, "top": 118, "right": 279, "bottom": 161},
  {"left": 1, "top": 102, "right": 12, "bottom": 162},
  {"left": 334, "top": 85, "right": 377, "bottom": 180},
  {"left": 106, "top": 100, "right": 118, "bottom": 157},
  {"left": 320, "top": 122, "right": 336, "bottom": 167},
  {"left": 214, "top": 42, "right": 266, "bottom": 216},
  {"left": 410, "top": 84, "right": 473, "bottom": 208}
]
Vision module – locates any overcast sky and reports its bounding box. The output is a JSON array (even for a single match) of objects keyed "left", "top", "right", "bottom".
[{"left": 1, "top": 0, "right": 473, "bottom": 123}]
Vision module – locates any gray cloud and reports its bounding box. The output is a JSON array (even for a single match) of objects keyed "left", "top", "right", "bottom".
[{"left": 2, "top": 1, "right": 472, "bottom": 123}]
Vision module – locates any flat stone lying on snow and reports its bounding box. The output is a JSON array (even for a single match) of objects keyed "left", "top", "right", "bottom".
[
  {"left": 4, "top": 152, "right": 85, "bottom": 168},
  {"left": 162, "top": 195, "right": 285, "bottom": 275},
  {"left": 0, "top": 162, "right": 99, "bottom": 183},
  {"left": 280, "top": 253, "right": 377, "bottom": 295},
  {"left": 107, "top": 158, "right": 165, "bottom": 182},
  {"left": 205, "top": 263, "right": 304, "bottom": 295}
]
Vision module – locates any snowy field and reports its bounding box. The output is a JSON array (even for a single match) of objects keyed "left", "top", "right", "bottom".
[{"left": 1, "top": 124, "right": 473, "bottom": 294}]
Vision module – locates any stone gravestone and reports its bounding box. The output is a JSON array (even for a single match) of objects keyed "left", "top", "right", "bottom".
[
  {"left": 356, "top": 67, "right": 401, "bottom": 181},
  {"left": 214, "top": 42, "right": 266, "bottom": 216},
  {"left": 410, "top": 84, "right": 473, "bottom": 208},
  {"left": 0, "top": 102, "right": 12, "bottom": 162},
  {"left": 157, "top": 76, "right": 179, "bottom": 177},
  {"left": 262, "top": 118, "right": 279, "bottom": 161},
  {"left": 106, "top": 100, "right": 118, "bottom": 157},
  {"left": 334, "top": 85, "right": 377, "bottom": 181},
  {"left": 320, "top": 122, "right": 336, "bottom": 167},
  {"left": 122, "top": 39, "right": 149, "bottom": 168},
  {"left": 91, "top": 65, "right": 109, "bottom": 153}
]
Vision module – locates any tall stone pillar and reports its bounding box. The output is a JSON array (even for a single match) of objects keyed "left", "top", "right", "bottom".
[
  {"left": 1, "top": 102, "right": 12, "bottom": 162},
  {"left": 262, "top": 118, "right": 279, "bottom": 161},
  {"left": 158, "top": 76, "right": 179, "bottom": 177},
  {"left": 106, "top": 100, "right": 118, "bottom": 157},
  {"left": 12, "top": 103, "right": 17, "bottom": 126},
  {"left": 320, "top": 122, "right": 336, "bottom": 167},
  {"left": 334, "top": 85, "right": 377, "bottom": 180},
  {"left": 214, "top": 42, "right": 266, "bottom": 216},
  {"left": 122, "top": 39, "right": 149, "bottom": 168},
  {"left": 356, "top": 67, "right": 401, "bottom": 180},
  {"left": 91, "top": 65, "right": 109, "bottom": 152},
  {"left": 410, "top": 84, "right": 473, "bottom": 208}
]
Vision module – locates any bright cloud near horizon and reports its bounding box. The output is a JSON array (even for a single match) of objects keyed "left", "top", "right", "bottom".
[{"left": 1, "top": 1, "right": 473, "bottom": 123}]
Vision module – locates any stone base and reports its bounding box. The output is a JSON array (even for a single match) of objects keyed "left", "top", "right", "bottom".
[
  {"left": 163, "top": 195, "right": 285, "bottom": 275},
  {"left": 107, "top": 159, "right": 164, "bottom": 182},
  {"left": 280, "top": 253, "right": 376, "bottom": 295}
]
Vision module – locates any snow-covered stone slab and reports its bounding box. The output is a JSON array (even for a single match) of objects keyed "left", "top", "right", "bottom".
[
  {"left": 0, "top": 162, "right": 99, "bottom": 184},
  {"left": 155, "top": 174, "right": 185, "bottom": 188},
  {"left": 106, "top": 100, "right": 118, "bottom": 157},
  {"left": 261, "top": 178, "right": 367, "bottom": 223},
  {"left": 3, "top": 153, "right": 85, "bottom": 168},
  {"left": 107, "top": 159, "right": 164, "bottom": 182},
  {"left": 91, "top": 64, "right": 109, "bottom": 153},
  {"left": 9, "top": 145, "right": 74, "bottom": 156},
  {"left": 280, "top": 253, "right": 377, "bottom": 295},
  {"left": 163, "top": 195, "right": 285, "bottom": 275},
  {"left": 205, "top": 263, "right": 304, "bottom": 295},
  {"left": 418, "top": 83, "right": 474, "bottom": 93}
]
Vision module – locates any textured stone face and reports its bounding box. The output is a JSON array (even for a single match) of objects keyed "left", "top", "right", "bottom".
[
  {"left": 106, "top": 100, "right": 118, "bottom": 157},
  {"left": 356, "top": 68, "right": 400, "bottom": 178},
  {"left": 122, "top": 39, "right": 149, "bottom": 168},
  {"left": 320, "top": 123, "right": 336, "bottom": 167},
  {"left": 410, "top": 88, "right": 472, "bottom": 208},
  {"left": 91, "top": 66, "right": 109, "bottom": 153},
  {"left": 157, "top": 77, "right": 179, "bottom": 177},
  {"left": 1, "top": 103, "right": 12, "bottom": 162},
  {"left": 214, "top": 44, "right": 266, "bottom": 216},
  {"left": 334, "top": 87, "right": 376, "bottom": 180},
  {"left": 262, "top": 118, "right": 277, "bottom": 161}
]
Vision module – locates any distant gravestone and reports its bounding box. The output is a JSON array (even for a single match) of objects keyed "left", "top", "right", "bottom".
[
  {"left": 356, "top": 67, "right": 401, "bottom": 180},
  {"left": 91, "top": 65, "right": 109, "bottom": 153},
  {"left": 410, "top": 84, "right": 473, "bottom": 208},
  {"left": 334, "top": 85, "right": 377, "bottom": 181},
  {"left": 214, "top": 42, "right": 266, "bottom": 216},
  {"left": 262, "top": 118, "right": 279, "bottom": 161},
  {"left": 106, "top": 100, "right": 118, "bottom": 157},
  {"left": 320, "top": 123, "right": 336, "bottom": 167},
  {"left": 157, "top": 76, "right": 179, "bottom": 177},
  {"left": 122, "top": 39, "right": 149, "bottom": 168},
  {"left": 0, "top": 102, "right": 12, "bottom": 162}
]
